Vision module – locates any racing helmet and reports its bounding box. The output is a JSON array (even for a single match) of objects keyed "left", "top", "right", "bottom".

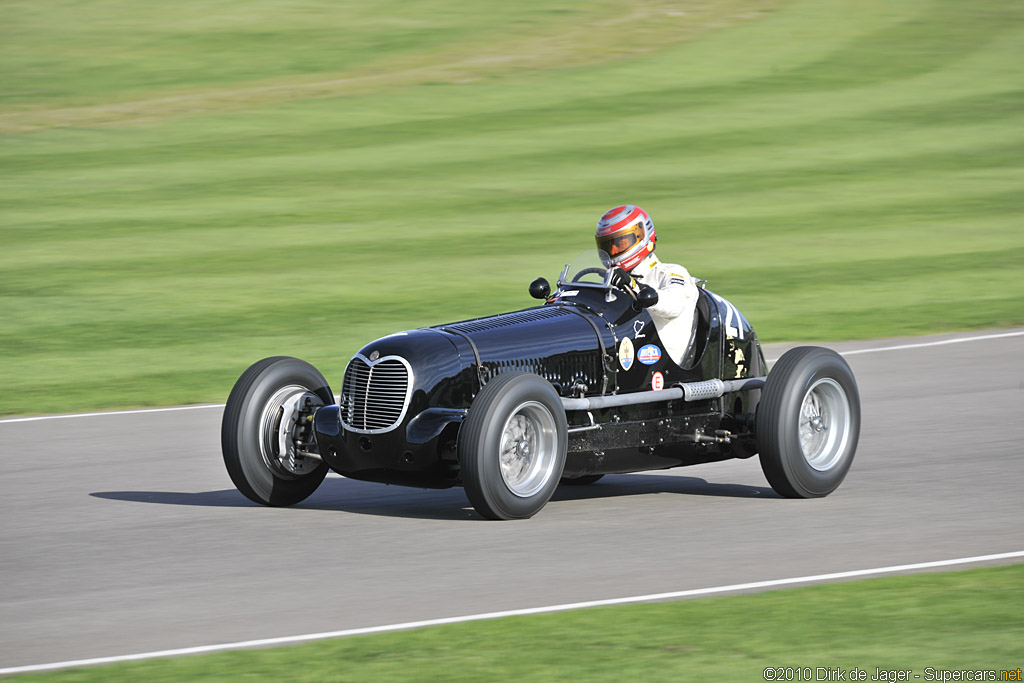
[{"left": 595, "top": 205, "right": 656, "bottom": 271}]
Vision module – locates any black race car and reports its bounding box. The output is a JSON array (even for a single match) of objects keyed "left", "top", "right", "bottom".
[{"left": 222, "top": 252, "right": 860, "bottom": 519}]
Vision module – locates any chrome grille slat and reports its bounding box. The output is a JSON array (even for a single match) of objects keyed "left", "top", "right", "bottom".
[{"left": 340, "top": 355, "right": 413, "bottom": 433}]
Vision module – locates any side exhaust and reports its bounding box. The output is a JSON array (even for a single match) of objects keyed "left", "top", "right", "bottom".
[{"left": 560, "top": 377, "right": 765, "bottom": 411}]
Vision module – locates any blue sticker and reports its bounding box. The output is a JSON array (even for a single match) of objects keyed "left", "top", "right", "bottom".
[{"left": 637, "top": 344, "right": 662, "bottom": 365}]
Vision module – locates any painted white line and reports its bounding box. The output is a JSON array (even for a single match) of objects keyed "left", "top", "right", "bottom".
[
  {"left": 0, "top": 403, "right": 224, "bottom": 424},
  {"left": 3, "top": 550, "right": 1022, "bottom": 676},
  {"left": 763, "top": 330, "right": 1024, "bottom": 363},
  {"left": 838, "top": 330, "right": 1024, "bottom": 356},
  {"left": 2, "top": 330, "right": 1021, "bottom": 424},
  {"left": 0, "top": 396, "right": 342, "bottom": 424}
]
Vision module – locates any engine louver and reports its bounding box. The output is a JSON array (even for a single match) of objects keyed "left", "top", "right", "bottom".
[
  {"left": 441, "top": 307, "right": 572, "bottom": 334},
  {"left": 341, "top": 355, "right": 412, "bottom": 433}
]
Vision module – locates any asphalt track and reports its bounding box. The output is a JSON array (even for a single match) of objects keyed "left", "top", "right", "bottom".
[{"left": 2, "top": 329, "right": 1023, "bottom": 672}]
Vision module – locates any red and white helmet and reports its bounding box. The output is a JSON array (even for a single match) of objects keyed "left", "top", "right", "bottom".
[{"left": 595, "top": 205, "right": 656, "bottom": 271}]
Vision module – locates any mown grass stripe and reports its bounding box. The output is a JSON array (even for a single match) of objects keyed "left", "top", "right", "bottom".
[
  {"left": 4, "top": 13, "right": 1021, "bottom": 167},
  {"left": 6, "top": 72, "right": 1023, "bottom": 179},
  {"left": 6, "top": 105, "right": 1024, "bottom": 205}
]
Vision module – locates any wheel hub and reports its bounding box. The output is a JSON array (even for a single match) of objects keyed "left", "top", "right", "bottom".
[
  {"left": 798, "top": 378, "right": 851, "bottom": 472},
  {"left": 258, "top": 386, "right": 324, "bottom": 478},
  {"left": 498, "top": 402, "right": 557, "bottom": 498}
]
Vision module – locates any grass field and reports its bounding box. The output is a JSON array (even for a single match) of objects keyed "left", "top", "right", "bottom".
[
  {"left": 1, "top": 0, "right": 1022, "bottom": 417},
  {"left": 12, "top": 562, "right": 1024, "bottom": 681}
]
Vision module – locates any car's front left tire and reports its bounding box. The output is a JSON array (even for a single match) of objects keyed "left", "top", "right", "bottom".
[
  {"left": 459, "top": 372, "right": 568, "bottom": 520},
  {"left": 222, "top": 356, "right": 332, "bottom": 507}
]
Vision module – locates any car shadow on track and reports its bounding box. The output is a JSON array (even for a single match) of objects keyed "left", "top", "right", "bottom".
[
  {"left": 91, "top": 473, "right": 776, "bottom": 521},
  {"left": 554, "top": 474, "right": 775, "bottom": 503}
]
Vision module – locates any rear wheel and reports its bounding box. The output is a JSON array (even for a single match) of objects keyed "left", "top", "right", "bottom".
[
  {"left": 459, "top": 373, "right": 568, "bottom": 520},
  {"left": 756, "top": 347, "right": 860, "bottom": 498},
  {"left": 222, "top": 357, "right": 331, "bottom": 506}
]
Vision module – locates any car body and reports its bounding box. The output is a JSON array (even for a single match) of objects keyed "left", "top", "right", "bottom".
[{"left": 222, "top": 254, "right": 860, "bottom": 519}]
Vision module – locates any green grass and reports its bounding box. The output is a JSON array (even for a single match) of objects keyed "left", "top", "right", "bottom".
[
  {"left": 13, "top": 563, "right": 1024, "bottom": 681},
  {"left": 2, "top": 0, "right": 1023, "bottom": 416}
]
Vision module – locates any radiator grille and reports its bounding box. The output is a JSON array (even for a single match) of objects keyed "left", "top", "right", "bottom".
[{"left": 340, "top": 355, "right": 412, "bottom": 433}]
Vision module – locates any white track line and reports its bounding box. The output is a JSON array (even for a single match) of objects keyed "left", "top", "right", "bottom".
[
  {"left": 837, "top": 329, "right": 1024, "bottom": 356},
  {"left": 1, "top": 330, "right": 1021, "bottom": 425},
  {"left": 0, "top": 396, "right": 342, "bottom": 424},
  {"left": 769, "top": 330, "right": 1024, "bottom": 364},
  {"left": 3, "top": 550, "right": 1022, "bottom": 676},
  {"left": 0, "top": 403, "right": 225, "bottom": 424}
]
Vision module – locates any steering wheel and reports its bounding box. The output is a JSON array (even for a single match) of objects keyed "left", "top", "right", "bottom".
[
  {"left": 570, "top": 267, "right": 607, "bottom": 281},
  {"left": 570, "top": 266, "right": 637, "bottom": 299}
]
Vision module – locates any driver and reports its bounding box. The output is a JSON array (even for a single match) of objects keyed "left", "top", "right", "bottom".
[{"left": 595, "top": 205, "right": 700, "bottom": 366}]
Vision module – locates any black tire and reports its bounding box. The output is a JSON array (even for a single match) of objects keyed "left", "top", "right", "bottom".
[
  {"left": 757, "top": 346, "right": 860, "bottom": 498},
  {"left": 560, "top": 474, "right": 604, "bottom": 485},
  {"left": 222, "top": 356, "right": 332, "bottom": 507},
  {"left": 459, "top": 373, "right": 568, "bottom": 520}
]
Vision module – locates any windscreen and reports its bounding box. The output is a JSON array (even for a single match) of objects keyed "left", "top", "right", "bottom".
[{"left": 559, "top": 250, "right": 612, "bottom": 286}]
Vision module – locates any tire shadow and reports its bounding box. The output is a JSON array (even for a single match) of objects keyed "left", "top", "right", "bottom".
[{"left": 91, "top": 473, "right": 776, "bottom": 521}]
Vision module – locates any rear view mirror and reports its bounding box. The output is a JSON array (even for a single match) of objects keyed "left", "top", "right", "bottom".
[{"left": 637, "top": 284, "right": 659, "bottom": 309}]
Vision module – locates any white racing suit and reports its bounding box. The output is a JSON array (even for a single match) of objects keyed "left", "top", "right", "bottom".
[{"left": 630, "top": 254, "right": 700, "bottom": 366}]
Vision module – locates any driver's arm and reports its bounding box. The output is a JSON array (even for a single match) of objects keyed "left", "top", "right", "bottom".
[{"left": 647, "top": 267, "right": 698, "bottom": 318}]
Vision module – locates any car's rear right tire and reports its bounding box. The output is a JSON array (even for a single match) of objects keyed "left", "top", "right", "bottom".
[{"left": 756, "top": 346, "right": 860, "bottom": 498}]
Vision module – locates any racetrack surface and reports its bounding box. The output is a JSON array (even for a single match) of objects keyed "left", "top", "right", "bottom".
[{"left": 2, "top": 329, "right": 1022, "bottom": 671}]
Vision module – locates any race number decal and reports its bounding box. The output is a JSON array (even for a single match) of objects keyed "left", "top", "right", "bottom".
[
  {"left": 709, "top": 292, "right": 747, "bottom": 340},
  {"left": 618, "top": 337, "right": 635, "bottom": 371},
  {"left": 651, "top": 372, "right": 665, "bottom": 391}
]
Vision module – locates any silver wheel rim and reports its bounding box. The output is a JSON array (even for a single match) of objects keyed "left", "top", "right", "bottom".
[
  {"left": 258, "top": 385, "right": 323, "bottom": 478},
  {"left": 798, "top": 378, "right": 851, "bottom": 471},
  {"left": 498, "top": 401, "right": 558, "bottom": 497}
]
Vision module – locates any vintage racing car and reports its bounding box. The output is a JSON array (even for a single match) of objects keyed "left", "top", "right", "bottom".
[{"left": 222, "top": 252, "right": 861, "bottom": 519}]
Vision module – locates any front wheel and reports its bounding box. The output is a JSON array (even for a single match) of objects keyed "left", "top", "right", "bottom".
[
  {"left": 756, "top": 347, "right": 860, "bottom": 498},
  {"left": 222, "top": 356, "right": 332, "bottom": 506},
  {"left": 459, "top": 373, "right": 568, "bottom": 520}
]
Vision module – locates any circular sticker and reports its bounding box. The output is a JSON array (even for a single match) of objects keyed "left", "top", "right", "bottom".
[
  {"left": 618, "top": 337, "right": 635, "bottom": 371},
  {"left": 651, "top": 372, "right": 665, "bottom": 391},
  {"left": 637, "top": 344, "right": 662, "bottom": 365}
]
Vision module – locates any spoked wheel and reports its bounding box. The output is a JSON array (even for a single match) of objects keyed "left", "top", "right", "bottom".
[
  {"left": 798, "top": 378, "right": 852, "bottom": 472},
  {"left": 459, "top": 373, "right": 568, "bottom": 520},
  {"left": 756, "top": 347, "right": 860, "bottom": 498},
  {"left": 222, "top": 357, "right": 332, "bottom": 506}
]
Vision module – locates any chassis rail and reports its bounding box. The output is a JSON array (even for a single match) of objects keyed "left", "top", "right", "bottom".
[{"left": 560, "top": 377, "right": 765, "bottom": 411}]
